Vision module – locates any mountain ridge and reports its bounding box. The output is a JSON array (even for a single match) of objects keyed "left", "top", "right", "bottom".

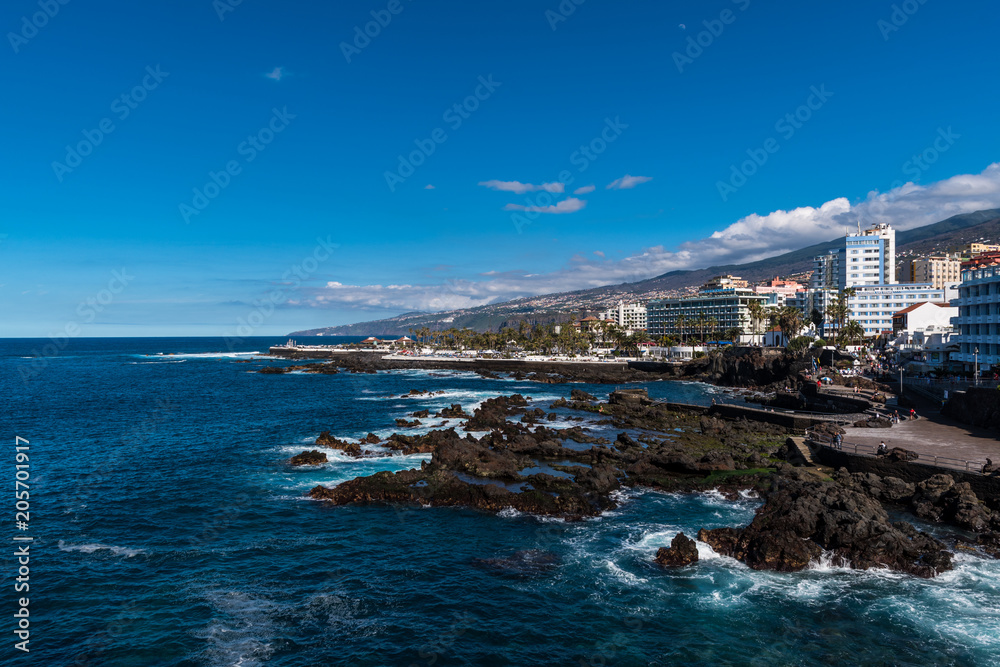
[{"left": 290, "top": 208, "right": 1000, "bottom": 336}]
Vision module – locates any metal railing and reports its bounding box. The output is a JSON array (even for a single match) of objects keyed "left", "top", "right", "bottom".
[
  {"left": 687, "top": 397, "right": 856, "bottom": 420},
  {"left": 805, "top": 428, "right": 993, "bottom": 476}
]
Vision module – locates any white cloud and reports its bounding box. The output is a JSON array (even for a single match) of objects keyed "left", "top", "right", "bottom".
[
  {"left": 574, "top": 184, "right": 596, "bottom": 195},
  {"left": 424, "top": 184, "right": 435, "bottom": 189},
  {"left": 606, "top": 174, "right": 653, "bottom": 190},
  {"left": 503, "top": 197, "right": 586, "bottom": 214},
  {"left": 307, "top": 163, "right": 1000, "bottom": 313},
  {"left": 593, "top": 250, "right": 605, "bottom": 258},
  {"left": 264, "top": 67, "right": 285, "bottom": 81},
  {"left": 479, "top": 180, "right": 565, "bottom": 194}
]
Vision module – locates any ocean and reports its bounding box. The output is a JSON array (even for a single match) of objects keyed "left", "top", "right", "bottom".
[{"left": 3, "top": 337, "right": 999, "bottom": 666}]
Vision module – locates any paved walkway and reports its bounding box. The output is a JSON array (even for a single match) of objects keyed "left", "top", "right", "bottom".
[{"left": 841, "top": 412, "right": 1000, "bottom": 463}]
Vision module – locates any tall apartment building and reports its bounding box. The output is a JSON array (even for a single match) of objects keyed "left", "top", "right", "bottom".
[
  {"left": 598, "top": 300, "right": 647, "bottom": 332},
  {"left": 897, "top": 254, "right": 962, "bottom": 289},
  {"left": 951, "top": 251, "right": 1000, "bottom": 372},
  {"left": 811, "top": 222, "right": 896, "bottom": 290}
]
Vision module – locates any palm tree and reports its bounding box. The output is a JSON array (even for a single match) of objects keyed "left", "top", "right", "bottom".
[
  {"left": 675, "top": 314, "right": 687, "bottom": 346},
  {"left": 706, "top": 317, "right": 718, "bottom": 345},
  {"left": 724, "top": 326, "right": 742, "bottom": 345},
  {"left": 776, "top": 306, "right": 803, "bottom": 348},
  {"left": 747, "top": 300, "right": 766, "bottom": 346},
  {"left": 695, "top": 311, "right": 709, "bottom": 345},
  {"left": 842, "top": 320, "right": 865, "bottom": 347}
]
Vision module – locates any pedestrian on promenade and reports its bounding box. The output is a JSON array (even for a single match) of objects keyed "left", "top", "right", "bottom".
[
  {"left": 878, "top": 441, "right": 887, "bottom": 456},
  {"left": 835, "top": 433, "right": 842, "bottom": 450},
  {"left": 909, "top": 407, "right": 917, "bottom": 420}
]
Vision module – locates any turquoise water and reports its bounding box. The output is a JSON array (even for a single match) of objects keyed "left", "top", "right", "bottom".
[{"left": 3, "top": 337, "right": 1000, "bottom": 666}]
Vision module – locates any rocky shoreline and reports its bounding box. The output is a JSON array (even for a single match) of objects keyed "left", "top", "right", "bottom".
[
  {"left": 297, "top": 387, "right": 1000, "bottom": 578},
  {"left": 262, "top": 347, "right": 838, "bottom": 390}
]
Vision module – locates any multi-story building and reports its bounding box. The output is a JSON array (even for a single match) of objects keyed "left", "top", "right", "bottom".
[
  {"left": 754, "top": 277, "right": 805, "bottom": 304},
  {"left": 703, "top": 275, "right": 749, "bottom": 289},
  {"left": 849, "top": 283, "right": 944, "bottom": 336},
  {"left": 811, "top": 249, "right": 845, "bottom": 290},
  {"left": 845, "top": 222, "right": 896, "bottom": 287},
  {"left": 953, "top": 242, "right": 1000, "bottom": 256},
  {"left": 812, "top": 222, "right": 897, "bottom": 291},
  {"left": 897, "top": 254, "right": 962, "bottom": 289},
  {"left": 951, "top": 251, "right": 1000, "bottom": 373},
  {"left": 647, "top": 282, "right": 767, "bottom": 339},
  {"left": 598, "top": 300, "right": 647, "bottom": 332}
]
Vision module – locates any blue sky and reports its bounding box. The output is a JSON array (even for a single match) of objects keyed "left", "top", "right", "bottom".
[{"left": 2, "top": 0, "right": 1000, "bottom": 336}]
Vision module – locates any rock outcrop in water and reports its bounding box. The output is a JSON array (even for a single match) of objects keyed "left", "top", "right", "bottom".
[
  {"left": 698, "top": 477, "right": 954, "bottom": 577},
  {"left": 290, "top": 450, "right": 328, "bottom": 466},
  {"left": 655, "top": 533, "right": 699, "bottom": 567}
]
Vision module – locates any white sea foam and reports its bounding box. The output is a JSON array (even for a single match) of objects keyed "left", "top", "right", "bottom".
[
  {"left": 57, "top": 540, "right": 144, "bottom": 558},
  {"left": 150, "top": 351, "right": 259, "bottom": 360},
  {"left": 604, "top": 560, "right": 648, "bottom": 586},
  {"left": 197, "top": 589, "right": 277, "bottom": 667}
]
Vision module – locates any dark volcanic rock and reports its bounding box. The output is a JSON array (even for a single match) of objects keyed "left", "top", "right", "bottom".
[
  {"left": 570, "top": 388, "right": 597, "bottom": 401},
  {"left": 655, "top": 532, "right": 699, "bottom": 567},
  {"left": 316, "top": 431, "right": 362, "bottom": 457},
  {"left": 911, "top": 474, "right": 992, "bottom": 532},
  {"left": 411, "top": 410, "right": 430, "bottom": 418},
  {"left": 853, "top": 417, "right": 892, "bottom": 428},
  {"left": 886, "top": 447, "right": 919, "bottom": 462},
  {"left": 465, "top": 395, "right": 529, "bottom": 431},
  {"left": 362, "top": 433, "right": 381, "bottom": 444},
  {"left": 290, "top": 450, "right": 327, "bottom": 466},
  {"left": 436, "top": 404, "right": 470, "bottom": 418},
  {"left": 395, "top": 418, "right": 422, "bottom": 428},
  {"left": 699, "top": 478, "right": 953, "bottom": 577}
]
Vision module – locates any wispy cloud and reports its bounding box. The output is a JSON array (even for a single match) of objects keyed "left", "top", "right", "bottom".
[
  {"left": 305, "top": 164, "right": 1000, "bottom": 313},
  {"left": 479, "top": 180, "right": 565, "bottom": 194},
  {"left": 574, "top": 184, "right": 596, "bottom": 194},
  {"left": 606, "top": 174, "right": 652, "bottom": 190},
  {"left": 264, "top": 67, "right": 285, "bottom": 81},
  {"left": 503, "top": 197, "right": 586, "bottom": 214},
  {"left": 424, "top": 184, "right": 435, "bottom": 189}
]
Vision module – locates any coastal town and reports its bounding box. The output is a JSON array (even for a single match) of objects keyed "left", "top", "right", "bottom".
[{"left": 279, "top": 222, "right": 1000, "bottom": 383}]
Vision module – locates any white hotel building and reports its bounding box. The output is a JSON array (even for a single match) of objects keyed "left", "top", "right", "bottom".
[{"left": 951, "top": 253, "right": 1000, "bottom": 372}]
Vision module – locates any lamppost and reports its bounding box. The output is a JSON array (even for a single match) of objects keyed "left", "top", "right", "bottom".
[{"left": 975, "top": 347, "right": 979, "bottom": 386}]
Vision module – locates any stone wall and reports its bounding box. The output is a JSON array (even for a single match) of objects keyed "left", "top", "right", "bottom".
[{"left": 942, "top": 387, "right": 1000, "bottom": 434}]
